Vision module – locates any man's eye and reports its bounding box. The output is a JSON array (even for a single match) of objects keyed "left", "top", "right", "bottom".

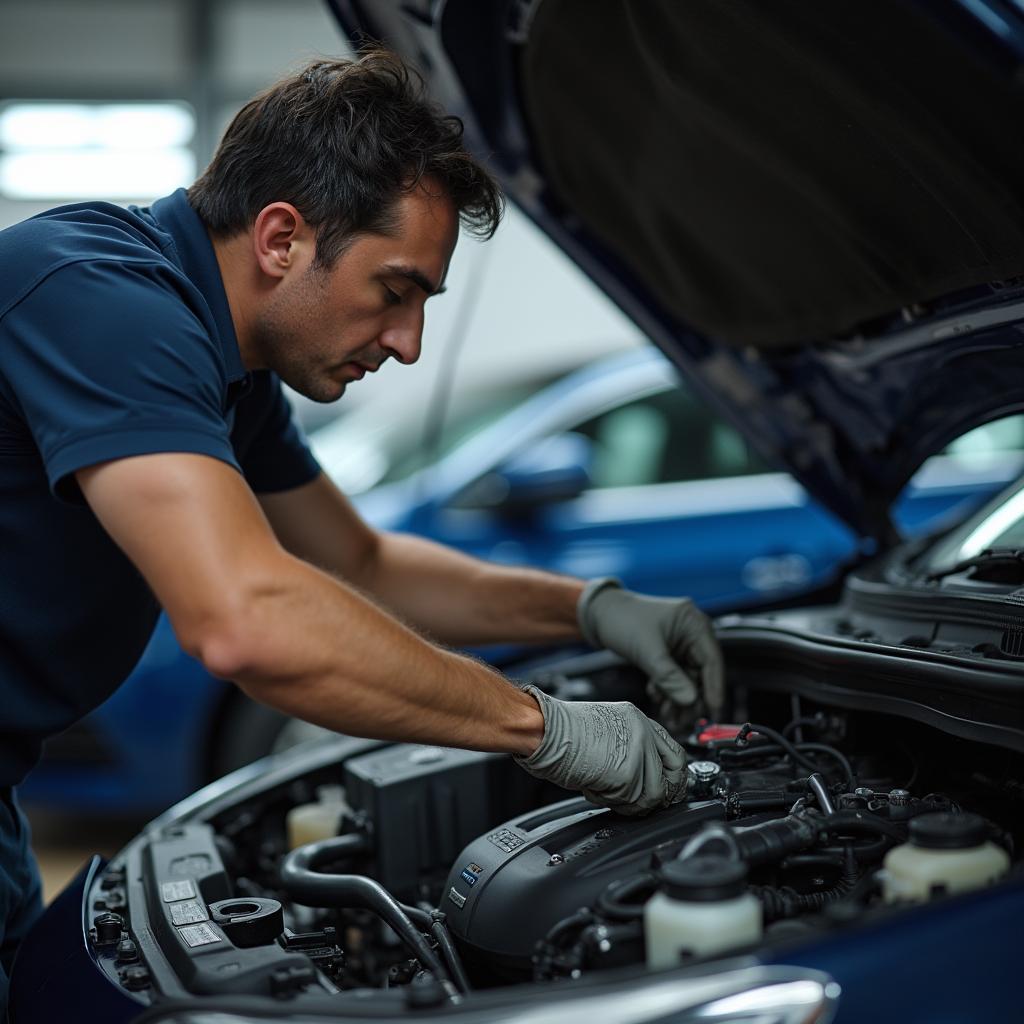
[{"left": 383, "top": 286, "right": 402, "bottom": 307}]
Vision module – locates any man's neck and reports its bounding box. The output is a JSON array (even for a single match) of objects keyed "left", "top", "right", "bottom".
[{"left": 208, "top": 230, "right": 262, "bottom": 370}]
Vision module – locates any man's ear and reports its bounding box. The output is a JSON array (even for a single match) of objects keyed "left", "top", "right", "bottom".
[{"left": 251, "top": 203, "right": 314, "bottom": 279}]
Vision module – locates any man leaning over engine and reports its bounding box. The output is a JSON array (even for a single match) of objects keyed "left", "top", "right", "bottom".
[{"left": 0, "top": 52, "right": 723, "bottom": 1007}]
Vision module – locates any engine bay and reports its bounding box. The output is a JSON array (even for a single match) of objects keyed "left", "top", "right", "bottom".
[{"left": 84, "top": 655, "right": 1023, "bottom": 1012}]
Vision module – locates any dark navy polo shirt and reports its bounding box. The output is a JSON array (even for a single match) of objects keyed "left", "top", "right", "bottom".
[{"left": 0, "top": 189, "right": 321, "bottom": 787}]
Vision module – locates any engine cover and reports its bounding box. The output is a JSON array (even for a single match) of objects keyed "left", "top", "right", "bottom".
[{"left": 442, "top": 796, "right": 726, "bottom": 974}]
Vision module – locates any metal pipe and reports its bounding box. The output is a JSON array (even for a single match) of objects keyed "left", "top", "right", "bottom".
[{"left": 807, "top": 773, "right": 836, "bottom": 816}]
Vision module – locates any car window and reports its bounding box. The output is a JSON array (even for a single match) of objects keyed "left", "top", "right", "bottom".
[
  {"left": 311, "top": 377, "right": 566, "bottom": 494},
  {"left": 893, "top": 414, "right": 1024, "bottom": 539},
  {"left": 572, "top": 387, "right": 769, "bottom": 488},
  {"left": 379, "top": 383, "right": 546, "bottom": 486},
  {"left": 921, "top": 477, "right": 1024, "bottom": 572},
  {"left": 940, "top": 415, "right": 1024, "bottom": 463}
]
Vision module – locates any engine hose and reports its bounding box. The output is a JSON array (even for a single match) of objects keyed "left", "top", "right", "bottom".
[
  {"left": 595, "top": 872, "right": 658, "bottom": 921},
  {"left": 820, "top": 837, "right": 890, "bottom": 863},
  {"left": 430, "top": 916, "right": 471, "bottom": 995},
  {"left": 678, "top": 823, "right": 742, "bottom": 861},
  {"left": 782, "top": 715, "right": 828, "bottom": 739},
  {"left": 733, "top": 795, "right": 792, "bottom": 813},
  {"left": 738, "top": 723, "right": 857, "bottom": 791},
  {"left": 823, "top": 810, "right": 906, "bottom": 844},
  {"left": 738, "top": 723, "right": 823, "bottom": 776},
  {"left": 733, "top": 811, "right": 823, "bottom": 866},
  {"left": 400, "top": 903, "right": 433, "bottom": 930},
  {"left": 719, "top": 743, "right": 786, "bottom": 761},
  {"left": 753, "top": 847, "right": 859, "bottom": 922},
  {"left": 781, "top": 852, "right": 846, "bottom": 871},
  {"left": 543, "top": 907, "right": 595, "bottom": 946},
  {"left": 796, "top": 743, "right": 856, "bottom": 791},
  {"left": 280, "top": 835, "right": 452, "bottom": 991}
]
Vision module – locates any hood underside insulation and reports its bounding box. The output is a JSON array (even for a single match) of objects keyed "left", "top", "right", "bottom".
[{"left": 522, "top": 0, "right": 1024, "bottom": 347}]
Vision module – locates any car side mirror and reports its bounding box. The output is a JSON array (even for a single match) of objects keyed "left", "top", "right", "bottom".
[{"left": 453, "top": 432, "right": 593, "bottom": 512}]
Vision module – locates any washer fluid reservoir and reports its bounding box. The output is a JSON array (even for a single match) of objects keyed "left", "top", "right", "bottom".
[
  {"left": 644, "top": 855, "right": 761, "bottom": 969},
  {"left": 286, "top": 784, "right": 350, "bottom": 850},
  {"left": 882, "top": 812, "right": 1009, "bottom": 904}
]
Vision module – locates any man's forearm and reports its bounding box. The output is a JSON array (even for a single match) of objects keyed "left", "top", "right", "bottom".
[
  {"left": 77, "top": 456, "right": 546, "bottom": 755},
  {"left": 221, "top": 551, "right": 546, "bottom": 755},
  {"left": 354, "top": 530, "right": 585, "bottom": 647},
  {"left": 257, "top": 473, "right": 584, "bottom": 647}
]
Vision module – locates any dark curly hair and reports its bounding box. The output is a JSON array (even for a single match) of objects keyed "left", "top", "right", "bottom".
[{"left": 187, "top": 50, "right": 503, "bottom": 267}]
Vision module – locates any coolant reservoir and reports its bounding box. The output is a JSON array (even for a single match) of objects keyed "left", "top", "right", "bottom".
[
  {"left": 882, "top": 812, "right": 1009, "bottom": 904},
  {"left": 644, "top": 855, "right": 762, "bottom": 969},
  {"left": 286, "top": 784, "right": 350, "bottom": 850}
]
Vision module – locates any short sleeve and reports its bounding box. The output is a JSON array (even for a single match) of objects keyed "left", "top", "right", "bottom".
[
  {"left": 0, "top": 258, "right": 240, "bottom": 502},
  {"left": 231, "top": 371, "right": 322, "bottom": 494}
]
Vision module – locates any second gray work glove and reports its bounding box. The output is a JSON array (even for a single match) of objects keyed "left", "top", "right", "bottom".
[
  {"left": 514, "top": 685, "right": 687, "bottom": 816},
  {"left": 578, "top": 578, "right": 725, "bottom": 727}
]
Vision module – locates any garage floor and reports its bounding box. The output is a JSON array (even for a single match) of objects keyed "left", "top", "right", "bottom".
[{"left": 25, "top": 808, "right": 146, "bottom": 904}]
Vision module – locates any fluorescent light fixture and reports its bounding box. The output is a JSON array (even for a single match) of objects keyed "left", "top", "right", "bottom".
[
  {"left": 0, "top": 103, "right": 194, "bottom": 150},
  {"left": 0, "top": 101, "right": 195, "bottom": 200},
  {"left": 1, "top": 150, "right": 196, "bottom": 200}
]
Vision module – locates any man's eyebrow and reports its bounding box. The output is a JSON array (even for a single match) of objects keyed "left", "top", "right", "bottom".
[{"left": 382, "top": 263, "right": 447, "bottom": 296}]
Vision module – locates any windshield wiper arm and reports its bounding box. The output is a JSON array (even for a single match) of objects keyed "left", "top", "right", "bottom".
[{"left": 925, "top": 547, "right": 1024, "bottom": 583}]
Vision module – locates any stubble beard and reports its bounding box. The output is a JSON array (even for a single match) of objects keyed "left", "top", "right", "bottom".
[{"left": 251, "top": 269, "right": 346, "bottom": 404}]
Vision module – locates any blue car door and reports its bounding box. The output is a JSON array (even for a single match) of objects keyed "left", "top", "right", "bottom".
[{"left": 424, "top": 380, "right": 859, "bottom": 610}]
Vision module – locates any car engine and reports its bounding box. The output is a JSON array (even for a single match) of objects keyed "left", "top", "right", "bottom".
[{"left": 83, "top": 653, "right": 1022, "bottom": 1010}]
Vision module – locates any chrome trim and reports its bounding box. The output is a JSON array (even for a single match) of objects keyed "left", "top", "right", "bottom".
[
  {"left": 497, "top": 965, "right": 839, "bottom": 1024},
  {"left": 137, "top": 964, "right": 839, "bottom": 1024}
]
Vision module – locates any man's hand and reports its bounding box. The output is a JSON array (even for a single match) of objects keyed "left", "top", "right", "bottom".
[
  {"left": 514, "top": 685, "right": 687, "bottom": 816},
  {"left": 577, "top": 579, "right": 725, "bottom": 726}
]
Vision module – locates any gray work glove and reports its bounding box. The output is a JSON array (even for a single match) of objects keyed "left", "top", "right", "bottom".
[
  {"left": 577, "top": 578, "right": 725, "bottom": 728},
  {"left": 514, "top": 684, "right": 687, "bottom": 816}
]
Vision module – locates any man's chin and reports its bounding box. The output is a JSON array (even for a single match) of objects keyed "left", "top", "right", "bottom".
[{"left": 291, "top": 378, "right": 348, "bottom": 404}]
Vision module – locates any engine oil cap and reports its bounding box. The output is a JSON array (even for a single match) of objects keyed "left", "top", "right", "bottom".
[
  {"left": 686, "top": 760, "right": 722, "bottom": 796},
  {"left": 658, "top": 856, "right": 747, "bottom": 902},
  {"left": 908, "top": 812, "right": 987, "bottom": 850}
]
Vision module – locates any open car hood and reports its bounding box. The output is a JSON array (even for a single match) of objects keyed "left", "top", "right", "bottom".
[{"left": 328, "top": 0, "right": 1024, "bottom": 544}]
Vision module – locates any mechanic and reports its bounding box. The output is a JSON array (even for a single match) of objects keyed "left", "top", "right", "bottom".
[{"left": 0, "top": 51, "right": 723, "bottom": 1004}]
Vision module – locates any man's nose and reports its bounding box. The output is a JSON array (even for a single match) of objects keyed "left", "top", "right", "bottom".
[{"left": 379, "top": 308, "right": 424, "bottom": 365}]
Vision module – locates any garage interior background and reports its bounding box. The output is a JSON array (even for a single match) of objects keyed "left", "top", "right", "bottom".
[
  {"left": 0, "top": 0, "right": 643, "bottom": 432},
  {"left": 0, "top": 0, "right": 643, "bottom": 901}
]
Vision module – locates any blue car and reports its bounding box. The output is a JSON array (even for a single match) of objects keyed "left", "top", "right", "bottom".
[
  {"left": 20, "top": 349, "right": 1022, "bottom": 813},
  {"left": 12, "top": 1, "right": 1024, "bottom": 1020}
]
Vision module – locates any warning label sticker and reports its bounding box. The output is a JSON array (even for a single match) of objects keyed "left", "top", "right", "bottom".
[
  {"left": 178, "top": 923, "right": 221, "bottom": 948},
  {"left": 161, "top": 880, "right": 196, "bottom": 903},
  {"left": 169, "top": 900, "right": 208, "bottom": 926}
]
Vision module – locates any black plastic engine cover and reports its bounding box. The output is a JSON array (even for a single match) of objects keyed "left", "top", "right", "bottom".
[
  {"left": 443, "top": 796, "right": 726, "bottom": 973},
  {"left": 343, "top": 744, "right": 540, "bottom": 900}
]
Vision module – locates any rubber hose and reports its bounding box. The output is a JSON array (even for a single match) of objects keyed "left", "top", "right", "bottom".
[
  {"left": 280, "top": 835, "right": 450, "bottom": 986},
  {"left": 739, "top": 723, "right": 823, "bottom": 776},
  {"left": 595, "top": 872, "right": 658, "bottom": 921},
  {"left": 823, "top": 810, "right": 906, "bottom": 843},
  {"left": 782, "top": 716, "right": 827, "bottom": 739},
  {"left": 796, "top": 743, "right": 856, "bottom": 791},
  {"left": 736, "top": 796, "right": 794, "bottom": 811},
  {"left": 754, "top": 847, "right": 859, "bottom": 921},
  {"left": 431, "top": 917, "right": 471, "bottom": 994}
]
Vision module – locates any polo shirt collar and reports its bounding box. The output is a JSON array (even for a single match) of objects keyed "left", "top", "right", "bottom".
[{"left": 148, "top": 189, "right": 247, "bottom": 385}]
